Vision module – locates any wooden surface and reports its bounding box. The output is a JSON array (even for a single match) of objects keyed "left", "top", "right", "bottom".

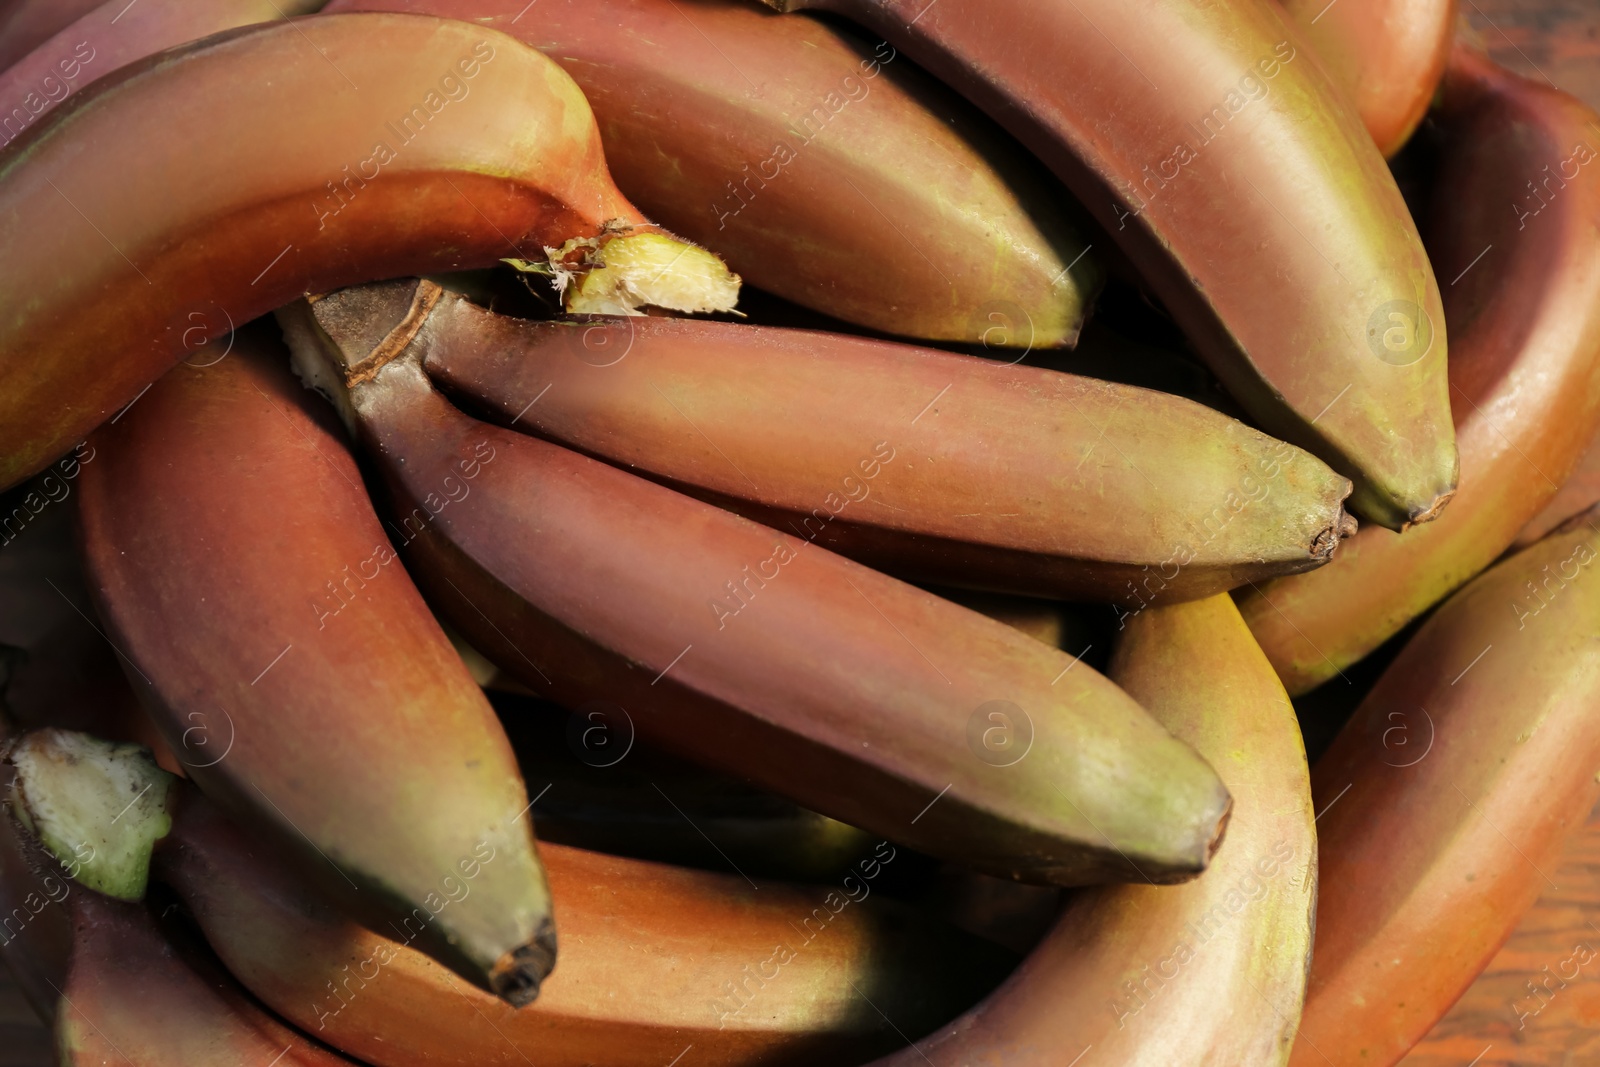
[
  {"left": 1464, "top": 0, "right": 1600, "bottom": 113},
  {"left": 0, "top": 3, "right": 1594, "bottom": 1066}
]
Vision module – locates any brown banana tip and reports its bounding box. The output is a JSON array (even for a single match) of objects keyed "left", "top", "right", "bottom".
[
  {"left": 489, "top": 919, "right": 558, "bottom": 1008},
  {"left": 1310, "top": 508, "right": 1360, "bottom": 560},
  {"left": 1400, "top": 488, "right": 1457, "bottom": 532},
  {"left": 1207, "top": 792, "right": 1234, "bottom": 864}
]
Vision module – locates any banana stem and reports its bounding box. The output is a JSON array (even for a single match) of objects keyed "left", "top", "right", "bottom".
[{"left": 5, "top": 729, "right": 174, "bottom": 901}]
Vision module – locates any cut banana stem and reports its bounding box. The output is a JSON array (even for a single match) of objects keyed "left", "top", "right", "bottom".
[
  {"left": 412, "top": 284, "right": 1356, "bottom": 603},
  {"left": 149, "top": 782, "right": 1012, "bottom": 1067},
  {"left": 1293, "top": 505, "right": 1600, "bottom": 1066},
  {"left": 1279, "top": 0, "right": 1457, "bottom": 156},
  {"left": 6, "top": 730, "right": 170, "bottom": 902},
  {"left": 280, "top": 287, "right": 1235, "bottom": 887},
  {"left": 1240, "top": 45, "right": 1600, "bottom": 695},
  {"left": 328, "top": 0, "right": 1100, "bottom": 347},
  {"left": 0, "top": 11, "right": 736, "bottom": 492},
  {"left": 0, "top": 0, "right": 323, "bottom": 148},
  {"left": 759, "top": 0, "right": 1456, "bottom": 530},
  {"left": 75, "top": 329, "right": 556, "bottom": 1005},
  {"left": 869, "top": 594, "right": 1315, "bottom": 1066}
]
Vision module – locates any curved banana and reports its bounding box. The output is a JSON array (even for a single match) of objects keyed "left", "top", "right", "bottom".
[
  {"left": 163, "top": 784, "right": 1013, "bottom": 1067},
  {"left": 758, "top": 0, "right": 1454, "bottom": 530},
  {"left": 330, "top": 0, "right": 1100, "bottom": 346},
  {"left": 868, "top": 594, "right": 1315, "bottom": 1065},
  {"left": 1240, "top": 44, "right": 1600, "bottom": 694},
  {"left": 280, "top": 283, "right": 1235, "bottom": 887},
  {"left": 406, "top": 282, "right": 1354, "bottom": 603},
  {"left": 1294, "top": 507, "right": 1600, "bottom": 1065},
  {"left": 1279, "top": 0, "right": 1457, "bottom": 155},
  {"left": 77, "top": 328, "right": 555, "bottom": 1005},
  {"left": 0, "top": 12, "right": 735, "bottom": 491},
  {"left": 9, "top": 727, "right": 1014, "bottom": 1067},
  {"left": 0, "top": 0, "right": 323, "bottom": 154}
]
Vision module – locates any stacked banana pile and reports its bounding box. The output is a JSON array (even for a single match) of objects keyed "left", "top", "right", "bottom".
[{"left": 0, "top": 0, "right": 1595, "bottom": 1064}]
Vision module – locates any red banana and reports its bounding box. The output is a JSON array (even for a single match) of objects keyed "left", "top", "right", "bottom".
[
  {"left": 158, "top": 782, "right": 1013, "bottom": 1067},
  {"left": 0, "top": 11, "right": 735, "bottom": 491},
  {"left": 1293, "top": 507, "right": 1600, "bottom": 1065},
  {"left": 331, "top": 0, "right": 1101, "bottom": 347},
  {"left": 869, "top": 594, "right": 1316, "bottom": 1066},
  {"left": 1239, "top": 43, "right": 1600, "bottom": 694},
  {"left": 0, "top": 0, "right": 324, "bottom": 154},
  {"left": 1280, "top": 0, "right": 1458, "bottom": 155},
  {"left": 281, "top": 283, "right": 1235, "bottom": 886},
  {"left": 410, "top": 285, "right": 1355, "bottom": 603},
  {"left": 76, "top": 328, "right": 555, "bottom": 1004},
  {"left": 56, "top": 891, "right": 360, "bottom": 1064},
  {"left": 757, "top": 0, "right": 1455, "bottom": 530},
  {"left": 1516, "top": 425, "right": 1600, "bottom": 549}
]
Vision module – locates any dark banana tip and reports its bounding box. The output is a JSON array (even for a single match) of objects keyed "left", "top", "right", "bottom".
[
  {"left": 490, "top": 919, "right": 558, "bottom": 1008},
  {"left": 1207, "top": 791, "right": 1235, "bottom": 863},
  {"left": 1311, "top": 508, "right": 1360, "bottom": 561},
  {"left": 1401, "top": 488, "right": 1456, "bottom": 531}
]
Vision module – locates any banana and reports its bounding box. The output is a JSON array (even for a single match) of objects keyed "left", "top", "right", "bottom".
[
  {"left": 280, "top": 283, "right": 1235, "bottom": 887},
  {"left": 329, "top": 0, "right": 1100, "bottom": 347},
  {"left": 0, "top": 0, "right": 324, "bottom": 152},
  {"left": 0, "top": 11, "right": 737, "bottom": 491},
  {"left": 10, "top": 728, "right": 1015, "bottom": 1067},
  {"left": 169, "top": 779, "right": 1013, "bottom": 1067},
  {"left": 0, "top": 751, "right": 356, "bottom": 1067},
  {"left": 1517, "top": 426, "right": 1600, "bottom": 549},
  {"left": 868, "top": 594, "right": 1315, "bottom": 1066},
  {"left": 0, "top": 758, "right": 73, "bottom": 1026},
  {"left": 1293, "top": 506, "right": 1600, "bottom": 1066},
  {"left": 0, "top": 0, "right": 103, "bottom": 71},
  {"left": 75, "top": 327, "right": 556, "bottom": 1005},
  {"left": 398, "top": 281, "right": 1355, "bottom": 603},
  {"left": 1239, "top": 44, "right": 1600, "bottom": 695},
  {"left": 1279, "top": 0, "right": 1457, "bottom": 156},
  {"left": 57, "top": 894, "right": 361, "bottom": 1064},
  {"left": 757, "top": 0, "right": 1455, "bottom": 530}
]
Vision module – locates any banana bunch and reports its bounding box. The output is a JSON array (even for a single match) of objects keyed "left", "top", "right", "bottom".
[{"left": 0, "top": 0, "right": 1594, "bottom": 1065}]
